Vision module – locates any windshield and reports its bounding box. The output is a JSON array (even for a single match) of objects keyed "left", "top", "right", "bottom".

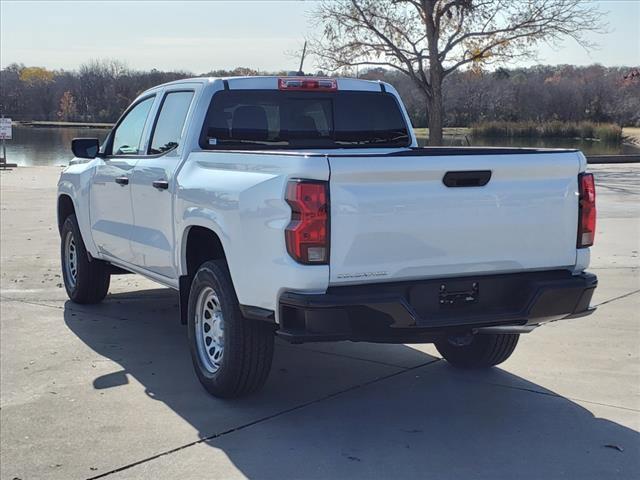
[{"left": 200, "top": 90, "right": 411, "bottom": 149}]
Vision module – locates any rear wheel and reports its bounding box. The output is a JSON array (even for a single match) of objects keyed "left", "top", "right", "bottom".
[
  {"left": 435, "top": 332, "right": 519, "bottom": 368},
  {"left": 187, "top": 260, "right": 274, "bottom": 398},
  {"left": 60, "top": 214, "right": 110, "bottom": 304}
]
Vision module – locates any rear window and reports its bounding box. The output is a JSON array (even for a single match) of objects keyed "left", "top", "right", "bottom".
[{"left": 200, "top": 90, "right": 410, "bottom": 149}]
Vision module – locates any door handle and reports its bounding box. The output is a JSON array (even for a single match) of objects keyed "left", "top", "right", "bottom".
[
  {"left": 443, "top": 170, "right": 491, "bottom": 187},
  {"left": 152, "top": 180, "right": 169, "bottom": 190},
  {"left": 115, "top": 176, "right": 129, "bottom": 186}
]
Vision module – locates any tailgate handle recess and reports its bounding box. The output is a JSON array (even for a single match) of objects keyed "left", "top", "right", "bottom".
[{"left": 443, "top": 170, "right": 491, "bottom": 187}]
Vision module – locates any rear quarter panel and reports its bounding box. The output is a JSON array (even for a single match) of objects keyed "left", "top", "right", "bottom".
[{"left": 175, "top": 151, "right": 330, "bottom": 312}]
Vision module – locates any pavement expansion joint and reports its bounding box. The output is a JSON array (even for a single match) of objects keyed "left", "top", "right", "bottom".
[
  {"left": 594, "top": 289, "right": 640, "bottom": 307},
  {"left": 470, "top": 379, "right": 640, "bottom": 413},
  {"left": 282, "top": 342, "right": 420, "bottom": 369},
  {"left": 85, "top": 359, "right": 440, "bottom": 480}
]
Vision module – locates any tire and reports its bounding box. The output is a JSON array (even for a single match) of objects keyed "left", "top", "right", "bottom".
[
  {"left": 187, "top": 260, "right": 274, "bottom": 398},
  {"left": 60, "top": 214, "right": 110, "bottom": 304},
  {"left": 435, "top": 333, "right": 519, "bottom": 369}
]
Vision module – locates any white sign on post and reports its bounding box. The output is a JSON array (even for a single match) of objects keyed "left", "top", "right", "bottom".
[{"left": 0, "top": 118, "right": 12, "bottom": 140}]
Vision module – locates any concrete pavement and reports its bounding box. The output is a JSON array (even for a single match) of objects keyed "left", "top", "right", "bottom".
[{"left": 1, "top": 165, "right": 638, "bottom": 479}]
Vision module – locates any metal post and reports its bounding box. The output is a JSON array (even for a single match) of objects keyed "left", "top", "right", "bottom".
[
  {"left": 0, "top": 114, "right": 4, "bottom": 163},
  {"left": 0, "top": 114, "right": 17, "bottom": 169}
]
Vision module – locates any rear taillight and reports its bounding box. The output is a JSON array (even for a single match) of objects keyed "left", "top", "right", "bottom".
[
  {"left": 278, "top": 77, "right": 337, "bottom": 92},
  {"left": 578, "top": 173, "right": 596, "bottom": 248},
  {"left": 285, "top": 180, "right": 329, "bottom": 264}
]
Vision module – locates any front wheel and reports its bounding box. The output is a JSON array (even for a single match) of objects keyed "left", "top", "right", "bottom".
[
  {"left": 435, "top": 332, "right": 519, "bottom": 369},
  {"left": 60, "top": 214, "right": 110, "bottom": 304},
  {"left": 187, "top": 260, "right": 274, "bottom": 398}
]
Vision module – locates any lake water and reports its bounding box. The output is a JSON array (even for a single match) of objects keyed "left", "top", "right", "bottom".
[
  {"left": 3, "top": 126, "right": 110, "bottom": 166},
  {"left": 3, "top": 126, "right": 639, "bottom": 166}
]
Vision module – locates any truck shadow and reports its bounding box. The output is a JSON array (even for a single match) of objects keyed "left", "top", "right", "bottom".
[{"left": 63, "top": 289, "right": 639, "bottom": 479}]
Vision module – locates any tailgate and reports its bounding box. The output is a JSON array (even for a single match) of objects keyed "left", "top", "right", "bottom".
[{"left": 328, "top": 150, "right": 582, "bottom": 285}]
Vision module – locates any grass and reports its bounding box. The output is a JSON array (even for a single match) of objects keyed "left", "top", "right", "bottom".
[
  {"left": 470, "top": 121, "right": 623, "bottom": 143},
  {"left": 623, "top": 127, "right": 640, "bottom": 145},
  {"left": 415, "top": 124, "right": 638, "bottom": 145},
  {"left": 413, "top": 127, "right": 471, "bottom": 137},
  {"left": 413, "top": 127, "right": 470, "bottom": 143}
]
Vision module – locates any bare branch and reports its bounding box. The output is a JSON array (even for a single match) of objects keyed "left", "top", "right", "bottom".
[{"left": 308, "top": 0, "right": 608, "bottom": 144}]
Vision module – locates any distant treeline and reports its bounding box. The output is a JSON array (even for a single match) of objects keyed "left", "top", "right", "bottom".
[
  {"left": 360, "top": 65, "right": 640, "bottom": 128},
  {"left": 1, "top": 60, "right": 638, "bottom": 127}
]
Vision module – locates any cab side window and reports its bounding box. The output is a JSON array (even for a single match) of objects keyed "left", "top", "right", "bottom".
[
  {"left": 111, "top": 96, "right": 155, "bottom": 155},
  {"left": 149, "top": 91, "right": 194, "bottom": 154}
]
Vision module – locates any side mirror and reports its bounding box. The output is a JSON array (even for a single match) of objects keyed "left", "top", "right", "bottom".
[{"left": 72, "top": 138, "right": 100, "bottom": 159}]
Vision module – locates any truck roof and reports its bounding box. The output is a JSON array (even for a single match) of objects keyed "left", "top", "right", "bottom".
[{"left": 149, "top": 76, "right": 391, "bottom": 93}]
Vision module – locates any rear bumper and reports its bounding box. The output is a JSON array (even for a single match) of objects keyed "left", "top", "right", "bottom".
[{"left": 277, "top": 270, "right": 597, "bottom": 344}]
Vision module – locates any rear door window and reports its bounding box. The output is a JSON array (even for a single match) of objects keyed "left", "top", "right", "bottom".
[
  {"left": 149, "top": 91, "right": 194, "bottom": 154},
  {"left": 201, "top": 90, "right": 410, "bottom": 149}
]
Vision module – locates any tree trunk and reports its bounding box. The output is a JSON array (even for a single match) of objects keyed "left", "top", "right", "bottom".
[
  {"left": 423, "top": 0, "right": 444, "bottom": 146},
  {"left": 427, "top": 84, "right": 444, "bottom": 146}
]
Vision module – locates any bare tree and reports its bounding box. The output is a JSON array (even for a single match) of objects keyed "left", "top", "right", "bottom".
[{"left": 310, "top": 0, "right": 607, "bottom": 145}]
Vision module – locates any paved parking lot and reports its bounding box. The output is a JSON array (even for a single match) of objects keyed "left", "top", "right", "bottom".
[{"left": 1, "top": 164, "right": 638, "bottom": 479}]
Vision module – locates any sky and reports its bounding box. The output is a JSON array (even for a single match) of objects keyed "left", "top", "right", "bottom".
[{"left": 1, "top": 0, "right": 638, "bottom": 74}]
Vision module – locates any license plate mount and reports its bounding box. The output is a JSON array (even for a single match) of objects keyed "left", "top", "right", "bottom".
[{"left": 439, "top": 282, "right": 479, "bottom": 308}]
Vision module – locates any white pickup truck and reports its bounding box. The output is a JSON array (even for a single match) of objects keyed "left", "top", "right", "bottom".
[{"left": 58, "top": 76, "right": 597, "bottom": 398}]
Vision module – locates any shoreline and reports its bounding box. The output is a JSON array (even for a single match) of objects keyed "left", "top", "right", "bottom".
[
  {"left": 10, "top": 122, "right": 640, "bottom": 148},
  {"left": 2, "top": 157, "right": 638, "bottom": 168},
  {"left": 15, "top": 120, "right": 113, "bottom": 129}
]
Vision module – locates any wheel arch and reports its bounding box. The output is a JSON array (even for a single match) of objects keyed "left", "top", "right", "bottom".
[
  {"left": 178, "top": 224, "right": 229, "bottom": 325},
  {"left": 181, "top": 224, "right": 228, "bottom": 277},
  {"left": 57, "top": 194, "right": 76, "bottom": 234}
]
